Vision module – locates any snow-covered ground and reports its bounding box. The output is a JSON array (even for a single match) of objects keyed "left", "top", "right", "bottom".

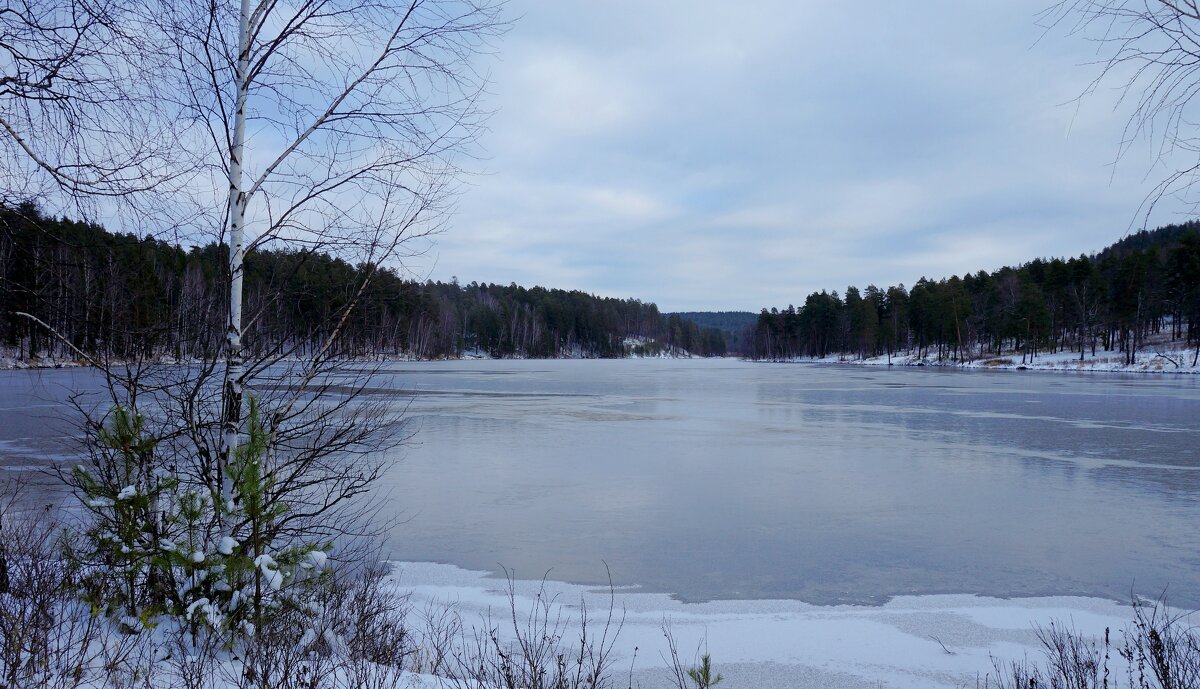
[
  {"left": 389, "top": 561, "right": 1139, "bottom": 689},
  {"left": 789, "top": 340, "right": 1200, "bottom": 374},
  {"left": 623, "top": 336, "right": 693, "bottom": 358},
  {"left": 0, "top": 343, "right": 691, "bottom": 368},
  {"left": 0, "top": 348, "right": 437, "bottom": 369},
  {"left": 0, "top": 350, "right": 88, "bottom": 369}
]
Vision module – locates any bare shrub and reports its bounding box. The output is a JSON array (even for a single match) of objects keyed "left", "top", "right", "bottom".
[
  {"left": 0, "top": 485, "right": 146, "bottom": 689},
  {"left": 981, "top": 655, "right": 1047, "bottom": 689},
  {"left": 317, "top": 560, "right": 413, "bottom": 689},
  {"left": 981, "top": 597, "right": 1200, "bottom": 689},
  {"left": 1039, "top": 620, "right": 1109, "bottom": 689},
  {"left": 101, "top": 636, "right": 163, "bottom": 689},
  {"left": 440, "top": 571, "right": 625, "bottom": 689},
  {"left": 1120, "top": 599, "right": 1200, "bottom": 689},
  {"left": 164, "top": 628, "right": 223, "bottom": 689},
  {"left": 981, "top": 620, "right": 1110, "bottom": 689},
  {"left": 230, "top": 605, "right": 334, "bottom": 689},
  {"left": 411, "top": 598, "right": 464, "bottom": 677}
]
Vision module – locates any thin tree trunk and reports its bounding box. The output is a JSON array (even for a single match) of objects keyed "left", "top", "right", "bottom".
[{"left": 220, "top": 0, "right": 252, "bottom": 524}]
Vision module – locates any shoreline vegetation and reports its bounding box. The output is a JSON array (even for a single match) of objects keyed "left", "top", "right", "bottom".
[
  {"left": 7, "top": 207, "right": 1200, "bottom": 375},
  {"left": 0, "top": 341, "right": 705, "bottom": 370},
  {"left": 0, "top": 205, "right": 730, "bottom": 369},
  {"left": 7, "top": 340, "right": 1199, "bottom": 374},
  {"left": 770, "top": 334, "right": 1200, "bottom": 374},
  {"left": 750, "top": 223, "right": 1200, "bottom": 373}
]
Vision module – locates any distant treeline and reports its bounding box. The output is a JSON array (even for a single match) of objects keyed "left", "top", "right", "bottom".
[
  {"left": 0, "top": 204, "right": 729, "bottom": 361},
  {"left": 753, "top": 223, "right": 1200, "bottom": 364},
  {"left": 671, "top": 311, "right": 757, "bottom": 353}
]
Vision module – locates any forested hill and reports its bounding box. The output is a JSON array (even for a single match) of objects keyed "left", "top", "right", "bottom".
[
  {"left": 673, "top": 311, "right": 758, "bottom": 333},
  {"left": 0, "top": 205, "right": 729, "bottom": 361},
  {"left": 752, "top": 222, "right": 1200, "bottom": 365},
  {"left": 673, "top": 311, "right": 758, "bottom": 353},
  {"left": 1103, "top": 221, "right": 1200, "bottom": 255}
]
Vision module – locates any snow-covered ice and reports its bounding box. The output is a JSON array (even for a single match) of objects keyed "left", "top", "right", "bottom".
[{"left": 386, "top": 560, "right": 1143, "bottom": 689}]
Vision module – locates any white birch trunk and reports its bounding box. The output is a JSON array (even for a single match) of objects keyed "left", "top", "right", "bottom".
[{"left": 220, "top": 0, "right": 253, "bottom": 523}]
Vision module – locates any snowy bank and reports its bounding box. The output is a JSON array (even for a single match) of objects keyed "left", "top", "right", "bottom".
[
  {"left": 781, "top": 343, "right": 1200, "bottom": 375},
  {"left": 387, "top": 561, "right": 1141, "bottom": 689},
  {"left": 0, "top": 346, "right": 696, "bottom": 369}
]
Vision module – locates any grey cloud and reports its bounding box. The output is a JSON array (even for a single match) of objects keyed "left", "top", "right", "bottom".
[{"left": 413, "top": 0, "right": 1192, "bottom": 312}]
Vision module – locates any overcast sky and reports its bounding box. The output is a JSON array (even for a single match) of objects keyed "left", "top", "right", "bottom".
[{"left": 411, "top": 1, "right": 1191, "bottom": 312}]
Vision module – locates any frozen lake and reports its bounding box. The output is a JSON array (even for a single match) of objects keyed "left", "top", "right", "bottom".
[{"left": 3, "top": 359, "right": 1200, "bottom": 607}]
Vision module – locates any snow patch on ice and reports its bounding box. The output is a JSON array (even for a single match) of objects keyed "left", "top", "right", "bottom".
[{"left": 385, "top": 560, "right": 1143, "bottom": 689}]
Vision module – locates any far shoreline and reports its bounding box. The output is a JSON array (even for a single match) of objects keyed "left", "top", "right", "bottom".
[
  {"left": 756, "top": 347, "right": 1200, "bottom": 375},
  {"left": 4, "top": 349, "right": 1200, "bottom": 375}
]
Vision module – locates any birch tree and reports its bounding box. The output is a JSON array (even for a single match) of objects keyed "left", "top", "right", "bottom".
[
  {"left": 1, "top": 0, "right": 185, "bottom": 210},
  {"left": 4, "top": 0, "right": 502, "bottom": 636},
  {"left": 153, "top": 0, "right": 501, "bottom": 632},
  {"left": 1045, "top": 1, "right": 1200, "bottom": 219},
  {"left": 1, "top": 0, "right": 504, "bottom": 639},
  {"left": 156, "top": 0, "right": 500, "bottom": 506}
]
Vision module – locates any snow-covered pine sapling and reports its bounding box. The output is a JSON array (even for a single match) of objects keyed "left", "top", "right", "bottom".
[
  {"left": 70, "top": 406, "right": 175, "bottom": 627},
  {"left": 191, "top": 396, "right": 331, "bottom": 640},
  {"left": 164, "top": 487, "right": 224, "bottom": 630},
  {"left": 71, "top": 400, "right": 332, "bottom": 640}
]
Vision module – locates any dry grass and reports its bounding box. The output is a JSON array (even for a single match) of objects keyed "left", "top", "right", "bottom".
[{"left": 979, "top": 597, "right": 1200, "bottom": 689}]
